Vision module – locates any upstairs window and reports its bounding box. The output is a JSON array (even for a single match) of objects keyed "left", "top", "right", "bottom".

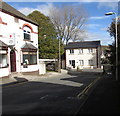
[
  {"left": 23, "top": 26, "right": 31, "bottom": 41},
  {"left": 14, "top": 17, "right": 19, "bottom": 23},
  {"left": 88, "top": 48, "right": 93, "bottom": 53},
  {"left": 79, "top": 49, "right": 83, "bottom": 54},
  {"left": 70, "top": 49, "right": 74, "bottom": 54}
]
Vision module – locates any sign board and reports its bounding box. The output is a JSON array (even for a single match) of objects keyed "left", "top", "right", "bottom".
[{"left": 8, "top": 33, "right": 15, "bottom": 46}]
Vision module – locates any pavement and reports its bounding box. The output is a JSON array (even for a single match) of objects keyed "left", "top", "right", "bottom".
[
  {"left": 0, "top": 69, "right": 85, "bottom": 88},
  {"left": 0, "top": 69, "right": 68, "bottom": 86},
  {"left": 76, "top": 74, "right": 120, "bottom": 115}
]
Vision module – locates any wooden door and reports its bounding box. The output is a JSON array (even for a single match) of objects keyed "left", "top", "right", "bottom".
[{"left": 10, "top": 50, "right": 16, "bottom": 72}]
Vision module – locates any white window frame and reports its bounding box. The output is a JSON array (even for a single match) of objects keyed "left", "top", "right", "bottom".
[
  {"left": 22, "top": 52, "right": 37, "bottom": 65},
  {"left": 70, "top": 49, "right": 74, "bottom": 54},
  {"left": 79, "top": 60, "right": 84, "bottom": 65},
  {"left": 14, "top": 17, "right": 19, "bottom": 23},
  {"left": 88, "top": 59, "right": 93, "bottom": 66},
  {"left": 79, "top": 49, "right": 83, "bottom": 54},
  {"left": 23, "top": 26, "right": 31, "bottom": 41},
  {"left": 88, "top": 48, "right": 93, "bottom": 53},
  {"left": 0, "top": 52, "right": 8, "bottom": 68}
]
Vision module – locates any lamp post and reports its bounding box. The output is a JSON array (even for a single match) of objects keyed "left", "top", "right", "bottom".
[
  {"left": 105, "top": 12, "right": 118, "bottom": 81},
  {"left": 57, "top": 36, "right": 61, "bottom": 73}
]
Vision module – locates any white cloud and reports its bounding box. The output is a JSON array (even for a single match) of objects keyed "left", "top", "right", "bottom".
[
  {"left": 86, "top": 24, "right": 100, "bottom": 27},
  {"left": 100, "top": 27, "right": 108, "bottom": 31},
  {"left": 19, "top": 7, "right": 35, "bottom": 16},
  {"left": 83, "top": 31, "right": 113, "bottom": 45},
  {"left": 89, "top": 16, "right": 110, "bottom": 20},
  {"left": 83, "top": 24, "right": 101, "bottom": 30},
  {"left": 18, "top": 3, "right": 54, "bottom": 16},
  {"left": 97, "top": 2, "right": 118, "bottom": 10}
]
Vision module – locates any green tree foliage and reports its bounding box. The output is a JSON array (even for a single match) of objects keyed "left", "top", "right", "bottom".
[{"left": 27, "top": 10, "right": 64, "bottom": 59}]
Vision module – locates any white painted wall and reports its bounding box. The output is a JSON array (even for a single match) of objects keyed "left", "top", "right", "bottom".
[
  {"left": 66, "top": 48, "right": 98, "bottom": 69},
  {"left": 0, "top": 10, "right": 39, "bottom": 77},
  {"left": 39, "top": 61, "right": 46, "bottom": 75},
  {"left": 0, "top": 68, "right": 9, "bottom": 77}
]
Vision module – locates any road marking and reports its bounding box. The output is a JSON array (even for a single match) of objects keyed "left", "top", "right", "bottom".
[
  {"left": 40, "top": 95, "right": 49, "bottom": 99},
  {"left": 76, "top": 77, "right": 101, "bottom": 99},
  {"left": 74, "top": 77, "right": 102, "bottom": 116}
]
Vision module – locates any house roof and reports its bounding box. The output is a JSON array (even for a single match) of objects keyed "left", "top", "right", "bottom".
[
  {"left": 64, "top": 41, "right": 101, "bottom": 49},
  {"left": 0, "top": 40, "right": 8, "bottom": 50},
  {"left": 1, "top": 1, "right": 38, "bottom": 26},
  {"left": 21, "top": 43, "right": 37, "bottom": 52}
]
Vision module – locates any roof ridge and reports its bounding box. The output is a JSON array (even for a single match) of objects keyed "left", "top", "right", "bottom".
[{"left": 68, "top": 40, "right": 100, "bottom": 44}]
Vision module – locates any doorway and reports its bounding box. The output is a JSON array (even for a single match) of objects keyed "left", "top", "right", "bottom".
[
  {"left": 10, "top": 50, "right": 16, "bottom": 72},
  {"left": 71, "top": 60, "right": 75, "bottom": 68}
]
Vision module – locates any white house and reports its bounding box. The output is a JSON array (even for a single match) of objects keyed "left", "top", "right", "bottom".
[
  {"left": 0, "top": 1, "right": 39, "bottom": 78},
  {"left": 64, "top": 41, "right": 101, "bottom": 69}
]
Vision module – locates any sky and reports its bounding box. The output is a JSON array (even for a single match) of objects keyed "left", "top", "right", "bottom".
[{"left": 4, "top": 0, "right": 119, "bottom": 45}]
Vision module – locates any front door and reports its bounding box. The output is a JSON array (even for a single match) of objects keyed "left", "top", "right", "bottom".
[
  {"left": 72, "top": 60, "right": 75, "bottom": 68},
  {"left": 10, "top": 50, "right": 16, "bottom": 72}
]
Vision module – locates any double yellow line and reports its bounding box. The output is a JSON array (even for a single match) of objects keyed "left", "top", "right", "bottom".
[{"left": 77, "top": 77, "right": 101, "bottom": 99}]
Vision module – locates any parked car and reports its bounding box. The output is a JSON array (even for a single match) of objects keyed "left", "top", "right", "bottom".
[{"left": 46, "top": 62, "right": 55, "bottom": 71}]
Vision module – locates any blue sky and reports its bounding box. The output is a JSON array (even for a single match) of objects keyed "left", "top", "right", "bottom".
[{"left": 5, "top": 0, "right": 119, "bottom": 45}]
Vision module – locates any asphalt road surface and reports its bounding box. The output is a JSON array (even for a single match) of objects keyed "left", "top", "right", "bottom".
[{"left": 2, "top": 72, "right": 102, "bottom": 115}]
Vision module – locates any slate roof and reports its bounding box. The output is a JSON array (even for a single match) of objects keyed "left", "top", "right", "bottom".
[
  {"left": 0, "top": 1, "right": 38, "bottom": 26},
  {"left": 21, "top": 43, "right": 37, "bottom": 52},
  {"left": 65, "top": 41, "right": 100, "bottom": 49}
]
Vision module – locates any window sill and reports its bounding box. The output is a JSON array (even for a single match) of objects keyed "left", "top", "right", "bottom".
[
  {"left": 21, "top": 63, "right": 37, "bottom": 66},
  {"left": 23, "top": 40, "right": 33, "bottom": 43},
  {"left": 0, "top": 66, "right": 9, "bottom": 69},
  {"left": 87, "top": 53, "right": 95, "bottom": 54}
]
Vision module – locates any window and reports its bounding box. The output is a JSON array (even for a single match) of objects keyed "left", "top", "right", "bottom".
[
  {"left": 70, "top": 49, "right": 74, "bottom": 54},
  {"left": 23, "top": 52, "right": 37, "bottom": 65},
  {"left": 88, "top": 60, "right": 93, "bottom": 65},
  {"left": 88, "top": 48, "right": 93, "bottom": 53},
  {"left": 23, "top": 26, "right": 31, "bottom": 41},
  {"left": 14, "top": 17, "right": 19, "bottom": 23},
  {"left": 24, "top": 30, "right": 31, "bottom": 40},
  {"left": 0, "top": 54, "right": 8, "bottom": 68},
  {"left": 79, "top": 49, "right": 83, "bottom": 54},
  {"left": 79, "top": 60, "right": 84, "bottom": 65}
]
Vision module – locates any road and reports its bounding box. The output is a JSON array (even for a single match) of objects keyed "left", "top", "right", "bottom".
[{"left": 2, "top": 72, "right": 102, "bottom": 115}]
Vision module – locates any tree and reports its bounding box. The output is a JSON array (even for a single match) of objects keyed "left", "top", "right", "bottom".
[
  {"left": 49, "top": 5, "right": 87, "bottom": 45},
  {"left": 27, "top": 10, "right": 64, "bottom": 59}
]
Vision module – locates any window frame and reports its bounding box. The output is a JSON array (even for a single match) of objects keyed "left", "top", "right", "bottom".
[
  {"left": 22, "top": 52, "right": 37, "bottom": 65},
  {"left": 79, "top": 49, "right": 83, "bottom": 54},
  {"left": 70, "top": 49, "right": 74, "bottom": 54},
  {"left": 23, "top": 26, "right": 31, "bottom": 41},
  {"left": 0, "top": 53, "right": 8, "bottom": 68},
  {"left": 14, "top": 17, "right": 19, "bottom": 23},
  {"left": 88, "top": 48, "right": 93, "bottom": 53},
  {"left": 88, "top": 59, "right": 93, "bottom": 66},
  {"left": 79, "top": 60, "right": 84, "bottom": 65}
]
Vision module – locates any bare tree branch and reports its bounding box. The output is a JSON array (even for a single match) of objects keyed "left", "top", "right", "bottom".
[{"left": 49, "top": 5, "right": 88, "bottom": 45}]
